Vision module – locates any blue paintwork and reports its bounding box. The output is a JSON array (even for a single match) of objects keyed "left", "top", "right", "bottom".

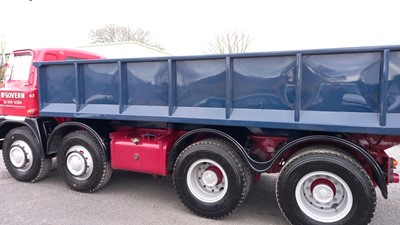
[{"left": 34, "top": 46, "right": 400, "bottom": 135}]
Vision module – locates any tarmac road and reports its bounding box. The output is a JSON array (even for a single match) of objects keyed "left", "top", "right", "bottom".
[{"left": 0, "top": 152, "right": 399, "bottom": 225}]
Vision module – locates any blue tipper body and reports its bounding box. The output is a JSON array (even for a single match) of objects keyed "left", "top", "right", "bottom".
[{"left": 34, "top": 46, "right": 400, "bottom": 135}]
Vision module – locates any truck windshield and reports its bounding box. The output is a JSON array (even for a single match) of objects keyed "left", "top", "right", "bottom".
[{"left": 4, "top": 54, "right": 33, "bottom": 81}]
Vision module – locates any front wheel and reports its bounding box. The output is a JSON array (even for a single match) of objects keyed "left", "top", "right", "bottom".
[
  {"left": 173, "top": 139, "right": 251, "bottom": 219},
  {"left": 277, "top": 148, "right": 376, "bottom": 225},
  {"left": 2, "top": 127, "right": 51, "bottom": 182},
  {"left": 57, "top": 130, "right": 112, "bottom": 193}
]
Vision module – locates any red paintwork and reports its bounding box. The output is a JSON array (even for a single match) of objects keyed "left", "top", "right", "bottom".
[
  {"left": 110, "top": 131, "right": 288, "bottom": 177},
  {"left": 393, "top": 173, "right": 400, "bottom": 183},
  {"left": 110, "top": 128, "right": 180, "bottom": 176},
  {"left": 206, "top": 166, "right": 223, "bottom": 185},
  {"left": 249, "top": 135, "right": 288, "bottom": 161},
  {"left": 0, "top": 48, "right": 102, "bottom": 117},
  {"left": 253, "top": 173, "right": 261, "bottom": 183},
  {"left": 350, "top": 134, "right": 400, "bottom": 184},
  {"left": 54, "top": 117, "right": 72, "bottom": 124},
  {"left": 310, "top": 179, "right": 336, "bottom": 195},
  {"left": 350, "top": 134, "right": 400, "bottom": 153}
]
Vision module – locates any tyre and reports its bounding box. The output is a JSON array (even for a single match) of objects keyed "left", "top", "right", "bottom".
[
  {"left": 173, "top": 139, "right": 251, "bottom": 219},
  {"left": 277, "top": 147, "right": 376, "bottom": 225},
  {"left": 2, "top": 126, "right": 51, "bottom": 182},
  {"left": 57, "top": 130, "right": 112, "bottom": 193}
]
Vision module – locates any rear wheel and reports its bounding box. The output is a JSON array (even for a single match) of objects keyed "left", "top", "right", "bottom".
[
  {"left": 57, "top": 130, "right": 112, "bottom": 193},
  {"left": 173, "top": 139, "right": 251, "bottom": 219},
  {"left": 2, "top": 127, "right": 51, "bottom": 182},
  {"left": 277, "top": 147, "right": 376, "bottom": 225}
]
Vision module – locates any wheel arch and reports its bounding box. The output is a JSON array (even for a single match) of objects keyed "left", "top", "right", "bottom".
[
  {"left": 276, "top": 135, "right": 387, "bottom": 199},
  {"left": 0, "top": 120, "right": 27, "bottom": 139},
  {"left": 168, "top": 131, "right": 387, "bottom": 198},
  {"left": 0, "top": 119, "right": 45, "bottom": 157},
  {"left": 167, "top": 128, "right": 249, "bottom": 171},
  {"left": 47, "top": 121, "right": 111, "bottom": 159}
]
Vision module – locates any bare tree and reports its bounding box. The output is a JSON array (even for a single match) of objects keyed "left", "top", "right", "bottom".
[
  {"left": 89, "top": 24, "right": 164, "bottom": 50},
  {"left": 207, "top": 30, "right": 254, "bottom": 54}
]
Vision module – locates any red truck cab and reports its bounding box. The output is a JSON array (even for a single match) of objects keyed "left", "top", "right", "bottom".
[{"left": 0, "top": 48, "right": 102, "bottom": 117}]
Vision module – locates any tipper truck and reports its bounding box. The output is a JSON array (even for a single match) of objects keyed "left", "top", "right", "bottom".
[{"left": 1, "top": 46, "right": 400, "bottom": 225}]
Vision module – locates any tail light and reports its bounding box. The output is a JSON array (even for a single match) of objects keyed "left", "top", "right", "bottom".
[{"left": 388, "top": 157, "right": 399, "bottom": 183}]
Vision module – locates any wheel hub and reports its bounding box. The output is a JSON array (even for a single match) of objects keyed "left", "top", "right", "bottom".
[
  {"left": 10, "top": 146, "right": 28, "bottom": 168},
  {"left": 295, "top": 171, "right": 353, "bottom": 223},
  {"left": 65, "top": 146, "right": 94, "bottom": 181},
  {"left": 202, "top": 166, "right": 223, "bottom": 187},
  {"left": 66, "top": 151, "right": 87, "bottom": 176},
  {"left": 202, "top": 170, "right": 218, "bottom": 186},
  {"left": 186, "top": 159, "right": 228, "bottom": 203},
  {"left": 313, "top": 184, "right": 334, "bottom": 203},
  {"left": 9, "top": 140, "right": 33, "bottom": 172}
]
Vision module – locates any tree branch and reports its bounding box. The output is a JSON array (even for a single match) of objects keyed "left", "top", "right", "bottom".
[
  {"left": 89, "top": 24, "right": 164, "bottom": 50},
  {"left": 207, "top": 30, "right": 254, "bottom": 54}
]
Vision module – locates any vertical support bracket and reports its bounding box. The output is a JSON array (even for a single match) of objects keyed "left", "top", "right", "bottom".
[
  {"left": 225, "top": 57, "right": 233, "bottom": 119},
  {"left": 74, "top": 62, "right": 84, "bottom": 112},
  {"left": 294, "top": 53, "right": 303, "bottom": 122},
  {"left": 118, "top": 61, "right": 128, "bottom": 114},
  {"left": 168, "top": 59, "right": 177, "bottom": 116},
  {"left": 379, "top": 49, "right": 390, "bottom": 126}
]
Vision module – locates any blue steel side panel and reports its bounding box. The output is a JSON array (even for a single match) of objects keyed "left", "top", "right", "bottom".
[
  {"left": 301, "top": 53, "right": 381, "bottom": 112},
  {"left": 388, "top": 51, "right": 400, "bottom": 113},
  {"left": 126, "top": 61, "right": 169, "bottom": 106},
  {"left": 232, "top": 56, "right": 295, "bottom": 110},
  {"left": 176, "top": 59, "right": 226, "bottom": 107},
  {"left": 35, "top": 46, "right": 400, "bottom": 135},
  {"left": 42, "top": 64, "right": 76, "bottom": 104},
  {"left": 82, "top": 63, "right": 119, "bottom": 105}
]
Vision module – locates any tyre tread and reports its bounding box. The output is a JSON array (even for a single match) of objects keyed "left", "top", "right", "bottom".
[
  {"left": 276, "top": 147, "right": 376, "bottom": 225},
  {"left": 3, "top": 126, "right": 51, "bottom": 182},
  {"left": 173, "top": 138, "right": 251, "bottom": 219},
  {"left": 59, "top": 130, "right": 112, "bottom": 193}
]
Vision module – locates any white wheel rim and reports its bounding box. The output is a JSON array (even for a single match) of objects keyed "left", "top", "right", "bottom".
[
  {"left": 295, "top": 171, "right": 353, "bottom": 223},
  {"left": 187, "top": 159, "right": 228, "bottom": 203},
  {"left": 66, "top": 145, "right": 94, "bottom": 180},
  {"left": 9, "top": 140, "right": 33, "bottom": 172}
]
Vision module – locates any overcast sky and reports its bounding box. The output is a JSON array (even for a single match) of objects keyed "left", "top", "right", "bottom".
[{"left": 1, "top": 0, "right": 400, "bottom": 55}]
